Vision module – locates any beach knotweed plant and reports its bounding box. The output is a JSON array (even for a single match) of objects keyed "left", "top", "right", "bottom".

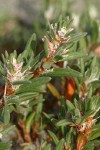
[{"left": 0, "top": 16, "right": 100, "bottom": 150}]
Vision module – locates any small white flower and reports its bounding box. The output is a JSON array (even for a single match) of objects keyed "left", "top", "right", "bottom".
[
  {"left": 62, "top": 49, "right": 69, "bottom": 55},
  {"left": 58, "top": 27, "right": 67, "bottom": 37},
  {"left": 79, "top": 122, "right": 87, "bottom": 132},
  {"left": 48, "top": 41, "right": 54, "bottom": 50},
  {"left": 50, "top": 23, "right": 57, "bottom": 30},
  {"left": 6, "top": 58, "right": 30, "bottom": 90},
  {"left": 12, "top": 58, "right": 23, "bottom": 73}
]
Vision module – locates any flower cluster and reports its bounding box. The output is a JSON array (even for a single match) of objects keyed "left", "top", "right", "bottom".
[
  {"left": 6, "top": 58, "right": 30, "bottom": 90},
  {"left": 33, "top": 23, "right": 74, "bottom": 78},
  {"left": 78, "top": 116, "right": 96, "bottom": 135},
  {"left": 43, "top": 24, "right": 73, "bottom": 57},
  {"left": 76, "top": 115, "right": 97, "bottom": 150}
]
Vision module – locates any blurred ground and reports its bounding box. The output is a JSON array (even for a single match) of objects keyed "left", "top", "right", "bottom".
[
  {"left": 0, "top": 0, "right": 100, "bottom": 24},
  {"left": 0, "top": 0, "right": 100, "bottom": 57},
  {"left": 0, "top": 0, "right": 41, "bottom": 24}
]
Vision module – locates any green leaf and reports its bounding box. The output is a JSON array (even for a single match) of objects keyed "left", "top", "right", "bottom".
[
  {"left": 88, "top": 125, "right": 100, "bottom": 140},
  {"left": 91, "top": 96, "right": 100, "bottom": 111},
  {"left": 1, "top": 125, "right": 15, "bottom": 136},
  {"left": 80, "top": 58, "right": 85, "bottom": 75},
  {"left": 91, "top": 20, "right": 99, "bottom": 43},
  {"left": 74, "top": 108, "right": 81, "bottom": 118},
  {"left": 58, "top": 15, "right": 63, "bottom": 30},
  {"left": 12, "top": 80, "right": 31, "bottom": 85},
  {"left": 22, "top": 52, "right": 34, "bottom": 70},
  {"left": 66, "top": 127, "right": 73, "bottom": 147},
  {"left": 55, "top": 43, "right": 73, "bottom": 56},
  {"left": 92, "top": 123, "right": 100, "bottom": 132},
  {"left": 79, "top": 37, "right": 87, "bottom": 50},
  {"left": 0, "top": 142, "right": 12, "bottom": 150},
  {"left": 91, "top": 80, "right": 100, "bottom": 92},
  {"left": 66, "top": 100, "right": 75, "bottom": 114},
  {"left": 16, "top": 77, "right": 51, "bottom": 93},
  {"left": 35, "top": 95, "right": 43, "bottom": 116},
  {"left": 64, "top": 51, "right": 87, "bottom": 60},
  {"left": 1, "top": 54, "right": 6, "bottom": 64},
  {"left": 48, "top": 130, "right": 59, "bottom": 145},
  {"left": 87, "top": 87, "right": 92, "bottom": 99},
  {"left": 55, "top": 139, "right": 64, "bottom": 150},
  {"left": 3, "top": 104, "right": 10, "bottom": 124},
  {"left": 23, "top": 33, "right": 37, "bottom": 58},
  {"left": 47, "top": 68, "right": 82, "bottom": 78},
  {"left": 56, "top": 119, "right": 72, "bottom": 126},
  {"left": 85, "top": 98, "right": 92, "bottom": 112},
  {"left": 55, "top": 51, "right": 87, "bottom": 62},
  {"left": 0, "top": 62, "right": 5, "bottom": 76},
  {"left": 32, "top": 51, "right": 45, "bottom": 68},
  {"left": 43, "top": 112, "right": 54, "bottom": 120},
  {"left": 43, "top": 144, "right": 51, "bottom": 150},
  {"left": 43, "top": 112, "right": 57, "bottom": 127},
  {"left": 29, "top": 97, "right": 45, "bottom": 106},
  {"left": 80, "top": 110, "right": 94, "bottom": 124},
  {"left": 5, "top": 50, "right": 9, "bottom": 59},
  {"left": 7, "top": 92, "right": 38, "bottom": 104},
  {"left": 88, "top": 129, "right": 100, "bottom": 140},
  {"left": 25, "top": 112, "right": 35, "bottom": 132},
  {"left": 83, "top": 140, "right": 100, "bottom": 150},
  {"left": 69, "top": 32, "right": 87, "bottom": 43}
]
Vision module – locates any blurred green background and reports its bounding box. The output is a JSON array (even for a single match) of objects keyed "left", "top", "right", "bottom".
[{"left": 0, "top": 0, "right": 100, "bottom": 57}]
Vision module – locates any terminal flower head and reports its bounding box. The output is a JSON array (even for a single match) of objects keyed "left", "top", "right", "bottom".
[{"left": 6, "top": 58, "right": 30, "bottom": 90}]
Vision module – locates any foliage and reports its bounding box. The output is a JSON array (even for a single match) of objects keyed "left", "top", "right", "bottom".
[{"left": 0, "top": 5, "right": 100, "bottom": 150}]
